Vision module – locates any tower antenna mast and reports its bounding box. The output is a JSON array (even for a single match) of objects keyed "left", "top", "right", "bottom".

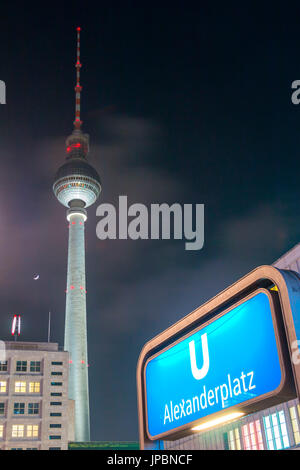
[{"left": 74, "top": 27, "right": 82, "bottom": 130}]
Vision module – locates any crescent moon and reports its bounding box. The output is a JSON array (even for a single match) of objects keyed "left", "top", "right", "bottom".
[{"left": 33, "top": 274, "right": 40, "bottom": 280}]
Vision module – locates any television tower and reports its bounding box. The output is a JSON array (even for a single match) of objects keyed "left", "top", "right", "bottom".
[{"left": 53, "top": 27, "right": 101, "bottom": 441}]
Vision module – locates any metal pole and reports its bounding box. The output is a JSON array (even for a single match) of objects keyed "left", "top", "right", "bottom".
[{"left": 48, "top": 311, "right": 51, "bottom": 343}]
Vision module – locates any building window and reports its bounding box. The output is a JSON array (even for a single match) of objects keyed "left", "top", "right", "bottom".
[
  {"left": 29, "top": 382, "right": 40, "bottom": 393},
  {"left": 14, "top": 382, "right": 26, "bottom": 393},
  {"left": 0, "top": 382, "right": 7, "bottom": 393},
  {"left": 0, "top": 425, "right": 4, "bottom": 438},
  {"left": 51, "top": 362, "right": 63, "bottom": 366},
  {"left": 263, "top": 410, "right": 290, "bottom": 450},
  {"left": 228, "top": 427, "right": 242, "bottom": 450},
  {"left": 14, "top": 403, "right": 25, "bottom": 415},
  {"left": 51, "top": 393, "right": 62, "bottom": 397},
  {"left": 49, "top": 435, "right": 61, "bottom": 440},
  {"left": 50, "top": 413, "right": 61, "bottom": 417},
  {"left": 0, "top": 403, "right": 5, "bottom": 415},
  {"left": 28, "top": 403, "right": 39, "bottom": 415},
  {"left": 51, "top": 372, "right": 62, "bottom": 376},
  {"left": 12, "top": 425, "right": 24, "bottom": 438},
  {"left": 223, "top": 432, "right": 229, "bottom": 450},
  {"left": 50, "top": 424, "right": 61, "bottom": 428},
  {"left": 242, "top": 420, "right": 264, "bottom": 450},
  {"left": 30, "top": 361, "right": 41, "bottom": 373},
  {"left": 51, "top": 382, "right": 62, "bottom": 386},
  {"left": 27, "top": 425, "right": 39, "bottom": 438},
  {"left": 50, "top": 402, "right": 62, "bottom": 406},
  {"left": 16, "top": 361, "right": 27, "bottom": 372},
  {"left": 49, "top": 447, "right": 61, "bottom": 450},
  {"left": 0, "top": 362, "right": 8, "bottom": 372},
  {"left": 289, "top": 407, "right": 300, "bottom": 445}
]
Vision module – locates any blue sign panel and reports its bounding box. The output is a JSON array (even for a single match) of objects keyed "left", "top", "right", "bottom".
[{"left": 145, "top": 290, "right": 283, "bottom": 438}]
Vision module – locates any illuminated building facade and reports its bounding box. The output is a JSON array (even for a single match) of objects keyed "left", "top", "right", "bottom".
[{"left": 0, "top": 341, "right": 74, "bottom": 450}]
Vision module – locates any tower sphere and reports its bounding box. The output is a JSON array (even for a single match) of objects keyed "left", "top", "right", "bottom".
[{"left": 53, "top": 155, "right": 101, "bottom": 208}]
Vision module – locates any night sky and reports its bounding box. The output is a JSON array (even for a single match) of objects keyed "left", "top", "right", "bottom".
[{"left": 1, "top": 2, "right": 300, "bottom": 441}]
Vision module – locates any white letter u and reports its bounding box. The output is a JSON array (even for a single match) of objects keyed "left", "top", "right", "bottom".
[{"left": 189, "top": 333, "right": 209, "bottom": 380}]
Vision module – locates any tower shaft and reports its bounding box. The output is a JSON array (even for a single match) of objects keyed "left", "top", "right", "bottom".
[{"left": 65, "top": 210, "right": 90, "bottom": 441}]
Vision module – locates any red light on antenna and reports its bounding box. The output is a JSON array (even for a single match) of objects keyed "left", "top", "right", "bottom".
[{"left": 77, "top": 27, "right": 81, "bottom": 31}]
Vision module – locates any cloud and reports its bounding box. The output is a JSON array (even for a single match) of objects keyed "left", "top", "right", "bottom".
[
  {"left": 222, "top": 203, "right": 289, "bottom": 261},
  {"left": 0, "top": 112, "right": 182, "bottom": 303}
]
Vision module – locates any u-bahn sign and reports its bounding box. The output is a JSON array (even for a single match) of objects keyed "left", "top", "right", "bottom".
[
  {"left": 137, "top": 266, "right": 300, "bottom": 449},
  {"left": 145, "top": 289, "right": 287, "bottom": 439}
]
